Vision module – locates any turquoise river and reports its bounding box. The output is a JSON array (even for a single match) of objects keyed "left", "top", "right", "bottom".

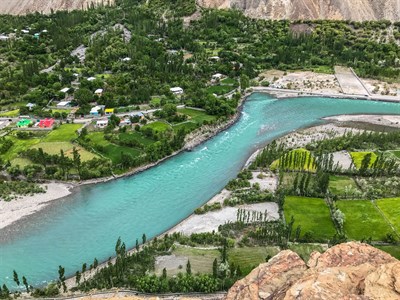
[{"left": 1, "top": 93, "right": 400, "bottom": 287}]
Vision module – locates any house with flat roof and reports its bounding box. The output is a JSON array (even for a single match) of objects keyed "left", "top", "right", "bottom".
[
  {"left": 90, "top": 105, "right": 105, "bottom": 116},
  {"left": 96, "top": 119, "right": 109, "bottom": 128},
  {"left": 57, "top": 101, "right": 71, "bottom": 108},
  {"left": 87, "top": 77, "right": 96, "bottom": 81},
  {"left": 212, "top": 73, "right": 224, "bottom": 81},
  {"left": 38, "top": 118, "right": 55, "bottom": 128},
  {"left": 119, "top": 118, "right": 131, "bottom": 127},
  {"left": 60, "top": 87, "right": 70, "bottom": 93},
  {"left": 170, "top": 87, "right": 184, "bottom": 95},
  {"left": 16, "top": 119, "right": 32, "bottom": 128},
  {"left": 105, "top": 108, "right": 115, "bottom": 116}
]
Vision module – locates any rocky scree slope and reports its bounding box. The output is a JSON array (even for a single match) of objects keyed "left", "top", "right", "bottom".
[
  {"left": 0, "top": 0, "right": 111, "bottom": 15},
  {"left": 197, "top": 0, "right": 400, "bottom": 21},
  {"left": 226, "top": 241, "right": 400, "bottom": 300}
]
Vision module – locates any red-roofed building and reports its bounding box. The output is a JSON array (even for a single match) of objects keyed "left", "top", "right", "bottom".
[{"left": 38, "top": 118, "right": 55, "bottom": 128}]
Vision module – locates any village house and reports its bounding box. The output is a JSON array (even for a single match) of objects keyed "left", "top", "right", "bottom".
[
  {"left": 0, "top": 35, "right": 9, "bottom": 41},
  {"left": 57, "top": 101, "right": 71, "bottom": 108},
  {"left": 105, "top": 108, "right": 115, "bottom": 116},
  {"left": 87, "top": 77, "right": 96, "bottom": 81},
  {"left": 119, "top": 118, "right": 131, "bottom": 127},
  {"left": 96, "top": 119, "right": 109, "bottom": 128},
  {"left": 212, "top": 73, "right": 224, "bottom": 82},
  {"left": 90, "top": 105, "right": 105, "bottom": 116},
  {"left": 170, "top": 87, "right": 184, "bottom": 95},
  {"left": 94, "top": 88, "right": 103, "bottom": 96},
  {"left": 60, "top": 87, "right": 70, "bottom": 93}
]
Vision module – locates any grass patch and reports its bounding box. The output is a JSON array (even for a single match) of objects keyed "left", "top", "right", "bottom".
[
  {"left": 376, "top": 198, "right": 400, "bottom": 233},
  {"left": 350, "top": 151, "right": 377, "bottom": 169},
  {"left": 141, "top": 121, "right": 171, "bottom": 133},
  {"left": 119, "top": 132, "right": 155, "bottom": 146},
  {"left": 88, "top": 132, "right": 142, "bottom": 164},
  {"left": 32, "top": 142, "right": 97, "bottom": 161},
  {"left": 271, "top": 149, "right": 316, "bottom": 172},
  {"left": 178, "top": 108, "right": 217, "bottom": 124},
  {"left": 284, "top": 196, "right": 336, "bottom": 241},
  {"left": 10, "top": 157, "right": 33, "bottom": 167},
  {"left": 150, "top": 97, "right": 162, "bottom": 107},
  {"left": 173, "top": 122, "right": 199, "bottom": 133},
  {"left": 169, "top": 246, "right": 220, "bottom": 276},
  {"left": 206, "top": 85, "right": 235, "bottom": 96},
  {"left": 43, "top": 124, "right": 82, "bottom": 142},
  {"left": 0, "top": 109, "right": 19, "bottom": 117},
  {"left": 288, "top": 244, "right": 325, "bottom": 262},
  {"left": 375, "top": 245, "right": 400, "bottom": 260},
  {"left": 390, "top": 150, "right": 400, "bottom": 158},
  {"left": 229, "top": 246, "right": 280, "bottom": 275},
  {"left": 0, "top": 136, "right": 40, "bottom": 161},
  {"left": 220, "top": 77, "right": 237, "bottom": 85},
  {"left": 329, "top": 175, "right": 360, "bottom": 196},
  {"left": 336, "top": 200, "right": 394, "bottom": 241}
]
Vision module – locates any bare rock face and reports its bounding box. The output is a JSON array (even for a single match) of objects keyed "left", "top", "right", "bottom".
[
  {"left": 226, "top": 250, "right": 307, "bottom": 299},
  {"left": 197, "top": 0, "right": 400, "bottom": 21},
  {"left": 226, "top": 242, "right": 400, "bottom": 300},
  {"left": 0, "top": 0, "right": 113, "bottom": 15}
]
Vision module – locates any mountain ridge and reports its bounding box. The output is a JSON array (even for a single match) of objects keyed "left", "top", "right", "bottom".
[{"left": 197, "top": 0, "right": 400, "bottom": 21}]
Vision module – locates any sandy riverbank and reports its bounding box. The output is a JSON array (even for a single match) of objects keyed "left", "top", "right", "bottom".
[{"left": 0, "top": 182, "right": 74, "bottom": 230}]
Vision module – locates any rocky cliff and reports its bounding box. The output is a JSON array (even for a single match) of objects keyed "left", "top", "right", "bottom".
[
  {"left": 197, "top": 0, "right": 400, "bottom": 21},
  {"left": 226, "top": 242, "right": 400, "bottom": 300},
  {"left": 0, "top": 0, "right": 111, "bottom": 15}
]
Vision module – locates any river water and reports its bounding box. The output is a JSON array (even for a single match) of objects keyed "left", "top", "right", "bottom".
[{"left": 1, "top": 93, "right": 399, "bottom": 287}]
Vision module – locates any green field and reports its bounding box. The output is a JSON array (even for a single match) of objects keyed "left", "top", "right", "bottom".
[
  {"left": 10, "top": 157, "right": 33, "bottom": 167},
  {"left": 350, "top": 151, "right": 377, "bottom": 169},
  {"left": 284, "top": 196, "right": 336, "bottom": 241},
  {"left": 0, "top": 136, "right": 40, "bottom": 161},
  {"left": 32, "top": 142, "right": 97, "bottom": 161},
  {"left": 119, "top": 132, "right": 155, "bottom": 146},
  {"left": 271, "top": 149, "right": 316, "bottom": 172},
  {"left": 391, "top": 150, "right": 400, "bottom": 158},
  {"left": 88, "top": 132, "right": 142, "bottom": 164},
  {"left": 220, "top": 77, "right": 237, "bottom": 85},
  {"left": 173, "top": 122, "right": 199, "bottom": 133},
  {"left": 142, "top": 121, "right": 171, "bottom": 133},
  {"left": 329, "top": 175, "right": 360, "bottom": 196},
  {"left": 178, "top": 108, "right": 217, "bottom": 124},
  {"left": 376, "top": 198, "right": 400, "bottom": 233},
  {"left": 229, "top": 246, "right": 280, "bottom": 275},
  {"left": 0, "top": 109, "right": 19, "bottom": 117},
  {"left": 43, "top": 124, "right": 82, "bottom": 142},
  {"left": 376, "top": 245, "right": 400, "bottom": 260},
  {"left": 336, "top": 200, "right": 394, "bottom": 241},
  {"left": 206, "top": 85, "right": 235, "bottom": 95}
]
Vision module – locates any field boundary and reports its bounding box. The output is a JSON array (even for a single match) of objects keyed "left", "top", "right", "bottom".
[{"left": 372, "top": 200, "right": 400, "bottom": 239}]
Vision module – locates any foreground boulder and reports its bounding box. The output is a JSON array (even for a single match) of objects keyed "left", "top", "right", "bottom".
[{"left": 226, "top": 242, "right": 400, "bottom": 300}]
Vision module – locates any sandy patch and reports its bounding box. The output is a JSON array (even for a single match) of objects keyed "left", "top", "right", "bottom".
[
  {"left": 169, "top": 202, "right": 279, "bottom": 235},
  {"left": 332, "top": 151, "right": 354, "bottom": 171},
  {"left": 324, "top": 114, "right": 400, "bottom": 128},
  {"left": 277, "top": 123, "right": 360, "bottom": 149},
  {"left": 259, "top": 70, "right": 341, "bottom": 94},
  {"left": 249, "top": 171, "right": 278, "bottom": 192},
  {"left": 334, "top": 66, "right": 369, "bottom": 95},
  {"left": 155, "top": 254, "right": 188, "bottom": 275},
  {"left": 0, "top": 182, "right": 74, "bottom": 230}
]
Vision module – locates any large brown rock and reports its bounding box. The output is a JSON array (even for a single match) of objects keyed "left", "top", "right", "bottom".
[
  {"left": 226, "top": 242, "right": 400, "bottom": 300},
  {"left": 226, "top": 250, "right": 307, "bottom": 300}
]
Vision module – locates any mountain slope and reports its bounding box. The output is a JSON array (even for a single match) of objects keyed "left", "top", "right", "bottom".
[
  {"left": 197, "top": 0, "right": 400, "bottom": 21},
  {"left": 0, "top": 0, "right": 111, "bottom": 15}
]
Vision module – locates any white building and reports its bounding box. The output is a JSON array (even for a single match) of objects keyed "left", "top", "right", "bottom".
[
  {"left": 26, "top": 103, "right": 36, "bottom": 110},
  {"left": 94, "top": 88, "right": 103, "bottom": 96},
  {"left": 87, "top": 77, "right": 96, "bottom": 81},
  {"left": 122, "top": 57, "right": 131, "bottom": 62},
  {"left": 212, "top": 73, "right": 224, "bottom": 81},
  {"left": 170, "top": 87, "right": 184, "bottom": 95},
  {"left": 96, "top": 119, "right": 109, "bottom": 128},
  {"left": 60, "top": 87, "right": 70, "bottom": 93},
  {"left": 57, "top": 101, "right": 71, "bottom": 108},
  {"left": 0, "top": 35, "right": 9, "bottom": 41},
  {"left": 90, "top": 105, "right": 105, "bottom": 116},
  {"left": 21, "top": 29, "right": 30, "bottom": 34}
]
